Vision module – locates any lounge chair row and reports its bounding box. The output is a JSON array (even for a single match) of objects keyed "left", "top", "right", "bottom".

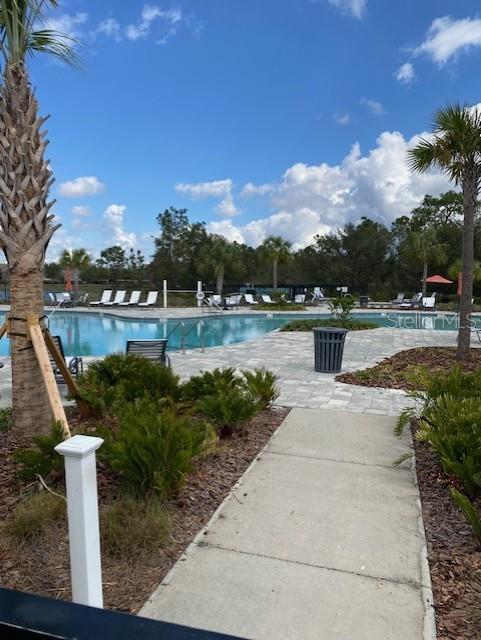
[
  {"left": 394, "top": 292, "right": 437, "bottom": 310},
  {"left": 207, "top": 288, "right": 328, "bottom": 308},
  {"left": 91, "top": 290, "right": 158, "bottom": 307}
]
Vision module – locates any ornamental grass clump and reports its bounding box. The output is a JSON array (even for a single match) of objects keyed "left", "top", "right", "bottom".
[{"left": 398, "top": 365, "right": 481, "bottom": 543}]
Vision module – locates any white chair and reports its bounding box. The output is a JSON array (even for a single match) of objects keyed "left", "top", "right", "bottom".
[
  {"left": 119, "top": 290, "right": 141, "bottom": 306},
  {"left": 422, "top": 294, "right": 436, "bottom": 311},
  {"left": 244, "top": 293, "right": 259, "bottom": 305},
  {"left": 225, "top": 294, "right": 241, "bottom": 308},
  {"left": 104, "top": 290, "right": 127, "bottom": 306},
  {"left": 295, "top": 294, "right": 306, "bottom": 303},
  {"left": 311, "top": 287, "right": 326, "bottom": 303},
  {"left": 262, "top": 294, "right": 275, "bottom": 304},
  {"left": 391, "top": 292, "right": 405, "bottom": 305},
  {"left": 139, "top": 291, "right": 158, "bottom": 307},
  {"left": 91, "top": 290, "right": 113, "bottom": 306}
]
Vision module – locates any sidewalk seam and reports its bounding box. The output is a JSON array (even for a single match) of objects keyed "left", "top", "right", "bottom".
[{"left": 265, "top": 448, "right": 413, "bottom": 471}]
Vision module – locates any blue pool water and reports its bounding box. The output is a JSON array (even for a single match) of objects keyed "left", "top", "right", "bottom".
[{"left": 0, "top": 311, "right": 462, "bottom": 357}]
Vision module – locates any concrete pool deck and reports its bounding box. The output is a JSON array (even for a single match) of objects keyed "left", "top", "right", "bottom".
[{"left": 0, "top": 321, "right": 462, "bottom": 412}]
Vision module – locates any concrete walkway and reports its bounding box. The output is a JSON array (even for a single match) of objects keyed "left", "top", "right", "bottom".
[{"left": 141, "top": 408, "right": 434, "bottom": 640}]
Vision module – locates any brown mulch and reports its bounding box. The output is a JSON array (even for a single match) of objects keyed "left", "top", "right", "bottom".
[
  {"left": 0, "top": 407, "right": 288, "bottom": 612},
  {"left": 413, "top": 421, "right": 481, "bottom": 639},
  {"left": 336, "top": 347, "right": 481, "bottom": 391}
]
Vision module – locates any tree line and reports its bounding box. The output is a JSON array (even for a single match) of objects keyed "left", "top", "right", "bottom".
[{"left": 44, "top": 193, "right": 475, "bottom": 300}]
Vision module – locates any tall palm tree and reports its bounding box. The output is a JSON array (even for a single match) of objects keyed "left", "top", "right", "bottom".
[
  {"left": 407, "top": 228, "right": 448, "bottom": 297},
  {"left": 259, "top": 236, "right": 292, "bottom": 291},
  {"left": 198, "top": 235, "right": 238, "bottom": 295},
  {"left": 409, "top": 105, "right": 481, "bottom": 361},
  {"left": 0, "top": 1, "right": 76, "bottom": 438},
  {"left": 59, "top": 248, "right": 90, "bottom": 291},
  {"left": 448, "top": 258, "right": 481, "bottom": 285}
]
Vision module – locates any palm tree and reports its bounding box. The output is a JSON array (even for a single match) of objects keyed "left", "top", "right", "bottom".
[
  {"left": 59, "top": 248, "right": 90, "bottom": 291},
  {"left": 259, "top": 236, "right": 292, "bottom": 291},
  {"left": 407, "top": 228, "right": 448, "bottom": 297},
  {"left": 409, "top": 105, "right": 481, "bottom": 361},
  {"left": 0, "top": 1, "right": 76, "bottom": 438},
  {"left": 448, "top": 258, "right": 481, "bottom": 285},
  {"left": 198, "top": 235, "right": 238, "bottom": 295}
]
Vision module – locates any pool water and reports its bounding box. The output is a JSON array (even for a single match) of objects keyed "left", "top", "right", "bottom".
[{"left": 0, "top": 311, "right": 462, "bottom": 357}]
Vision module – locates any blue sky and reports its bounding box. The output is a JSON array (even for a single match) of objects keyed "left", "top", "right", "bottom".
[{"left": 29, "top": 0, "right": 481, "bottom": 259}]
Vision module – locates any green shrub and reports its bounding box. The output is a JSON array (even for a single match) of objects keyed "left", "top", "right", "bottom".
[
  {"left": 77, "top": 353, "right": 180, "bottom": 414},
  {"left": 105, "top": 400, "right": 213, "bottom": 497},
  {"left": 196, "top": 387, "right": 258, "bottom": 437},
  {"left": 241, "top": 368, "right": 279, "bottom": 409},
  {"left": 327, "top": 296, "right": 356, "bottom": 321},
  {"left": 3, "top": 491, "right": 65, "bottom": 541},
  {"left": 13, "top": 422, "right": 65, "bottom": 483},
  {"left": 0, "top": 407, "right": 12, "bottom": 432},
  {"left": 100, "top": 496, "right": 169, "bottom": 557},
  {"left": 450, "top": 487, "right": 481, "bottom": 541},
  {"left": 258, "top": 303, "right": 306, "bottom": 311},
  {"left": 416, "top": 395, "right": 481, "bottom": 496},
  {"left": 280, "top": 318, "right": 378, "bottom": 332},
  {"left": 181, "top": 367, "right": 237, "bottom": 401}
]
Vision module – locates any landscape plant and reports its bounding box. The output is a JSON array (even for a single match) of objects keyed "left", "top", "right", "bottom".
[
  {"left": 0, "top": 0, "right": 77, "bottom": 438},
  {"left": 409, "top": 105, "right": 481, "bottom": 361}
]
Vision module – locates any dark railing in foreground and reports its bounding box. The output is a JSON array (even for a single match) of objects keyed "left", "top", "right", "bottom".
[{"left": 0, "top": 587, "right": 245, "bottom": 640}]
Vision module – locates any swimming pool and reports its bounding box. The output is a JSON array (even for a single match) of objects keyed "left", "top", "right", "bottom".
[{"left": 0, "top": 310, "right": 462, "bottom": 357}]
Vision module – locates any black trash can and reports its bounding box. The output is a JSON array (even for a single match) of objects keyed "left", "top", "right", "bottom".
[
  {"left": 313, "top": 327, "right": 348, "bottom": 373},
  {"left": 359, "top": 295, "right": 370, "bottom": 309}
]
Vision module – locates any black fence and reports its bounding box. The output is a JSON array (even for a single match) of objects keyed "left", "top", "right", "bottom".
[{"left": 0, "top": 587, "right": 245, "bottom": 640}]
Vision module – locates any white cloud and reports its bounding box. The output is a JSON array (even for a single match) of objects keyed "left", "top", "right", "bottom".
[
  {"left": 103, "top": 204, "right": 137, "bottom": 248},
  {"left": 96, "top": 18, "right": 122, "bottom": 41},
  {"left": 175, "top": 179, "right": 233, "bottom": 199},
  {"left": 241, "top": 182, "right": 276, "bottom": 198},
  {"left": 215, "top": 195, "right": 239, "bottom": 217},
  {"left": 44, "top": 12, "right": 88, "bottom": 39},
  {"left": 126, "top": 5, "right": 182, "bottom": 41},
  {"left": 360, "top": 97, "right": 385, "bottom": 115},
  {"left": 59, "top": 176, "right": 105, "bottom": 197},
  {"left": 206, "top": 129, "right": 453, "bottom": 249},
  {"left": 326, "top": 0, "right": 366, "bottom": 19},
  {"left": 395, "top": 62, "right": 415, "bottom": 85},
  {"left": 334, "top": 112, "right": 351, "bottom": 125},
  {"left": 176, "top": 178, "right": 240, "bottom": 216},
  {"left": 414, "top": 16, "right": 481, "bottom": 65},
  {"left": 71, "top": 205, "right": 93, "bottom": 217}
]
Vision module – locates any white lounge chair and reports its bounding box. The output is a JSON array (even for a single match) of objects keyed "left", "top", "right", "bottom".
[
  {"left": 244, "top": 293, "right": 259, "bottom": 305},
  {"left": 225, "top": 294, "right": 241, "bottom": 308},
  {"left": 119, "top": 290, "right": 141, "bottom": 306},
  {"left": 391, "top": 292, "right": 405, "bottom": 304},
  {"left": 104, "top": 290, "right": 127, "bottom": 306},
  {"left": 311, "top": 287, "right": 327, "bottom": 303},
  {"left": 422, "top": 294, "right": 436, "bottom": 311},
  {"left": 262, "top": 294, "right": 275, "bottom": 304},
  {"left": 91, "top": 290, "right": 113, "bottom": 306},
  {"left": 139, "top": 291, "right": 158, "bottom": 307},
  {"left": 400, "top": 292, "right": 422, "bottom": 309},
  {"left": 295, "top": 294, "right": 306, "bottom": 303}
]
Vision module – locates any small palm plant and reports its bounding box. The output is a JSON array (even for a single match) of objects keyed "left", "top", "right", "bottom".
[
  {"left": 0, "top": 1, "right": 77, "bottom": 438},
  {"left": 407, "top": 228, "right": 448, "bottom": 297},
  {"left": 408, "top": 104, "right": 481, "bottom": 361}
]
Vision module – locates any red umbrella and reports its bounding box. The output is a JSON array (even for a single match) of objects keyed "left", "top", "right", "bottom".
[
  {"left": 425, "top": 275, "right": 453, "bottom": 284},
  {"left": 64, "top": 268, "right": 73, "bottom": 292}
]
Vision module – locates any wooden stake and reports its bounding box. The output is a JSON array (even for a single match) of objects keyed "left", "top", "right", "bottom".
[
  {"left": 27, "top": 315, "right": 71, "bottom": 439},
  {"left": 43, "top": 330, "right": 92, "bottom": 418}
]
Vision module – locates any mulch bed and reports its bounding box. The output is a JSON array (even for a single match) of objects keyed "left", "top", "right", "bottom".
[
  {"left": 412, "top": 421, "right": 481, "bottom": 639},
  {"left": 336, "top": 347, "right": 481, "bottom": 391},
  {"left": 0, "top": 406, "right": 288, "bottom": 613}
]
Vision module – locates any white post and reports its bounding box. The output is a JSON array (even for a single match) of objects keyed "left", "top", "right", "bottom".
[
  {"left": 197, "top": 280, "right": 203, "bottom": 307},
  {"left": 163, "top": 279, "right": 168, "bottom": 308},
  {"left": 55, "top": 435, "right": 104, "bottom": 608}
]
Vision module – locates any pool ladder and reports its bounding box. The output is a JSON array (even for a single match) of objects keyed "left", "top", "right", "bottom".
[{"left": 166, "top": 319, "right": 207, "bottom": 354}]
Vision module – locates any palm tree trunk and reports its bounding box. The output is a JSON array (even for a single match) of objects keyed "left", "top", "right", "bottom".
[
  {"left": 422, "top": 261, "right": 428, "bottom": 297},
  {"left": 273, "top": 258, "right": 278, "bottom": 290},
  {"left": 216, "top": 266, "right": 224, "bottom": 296},
  {"left": 0, "top": 63, "right": 59, "bottom": 440},
  {"left": 457, "top": 169, "right": 477, "bottom": 361}
]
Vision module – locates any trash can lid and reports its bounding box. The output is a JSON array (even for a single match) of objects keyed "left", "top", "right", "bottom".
[{"left": 312, "top": 327, "right": 349, "bottom": 333}]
